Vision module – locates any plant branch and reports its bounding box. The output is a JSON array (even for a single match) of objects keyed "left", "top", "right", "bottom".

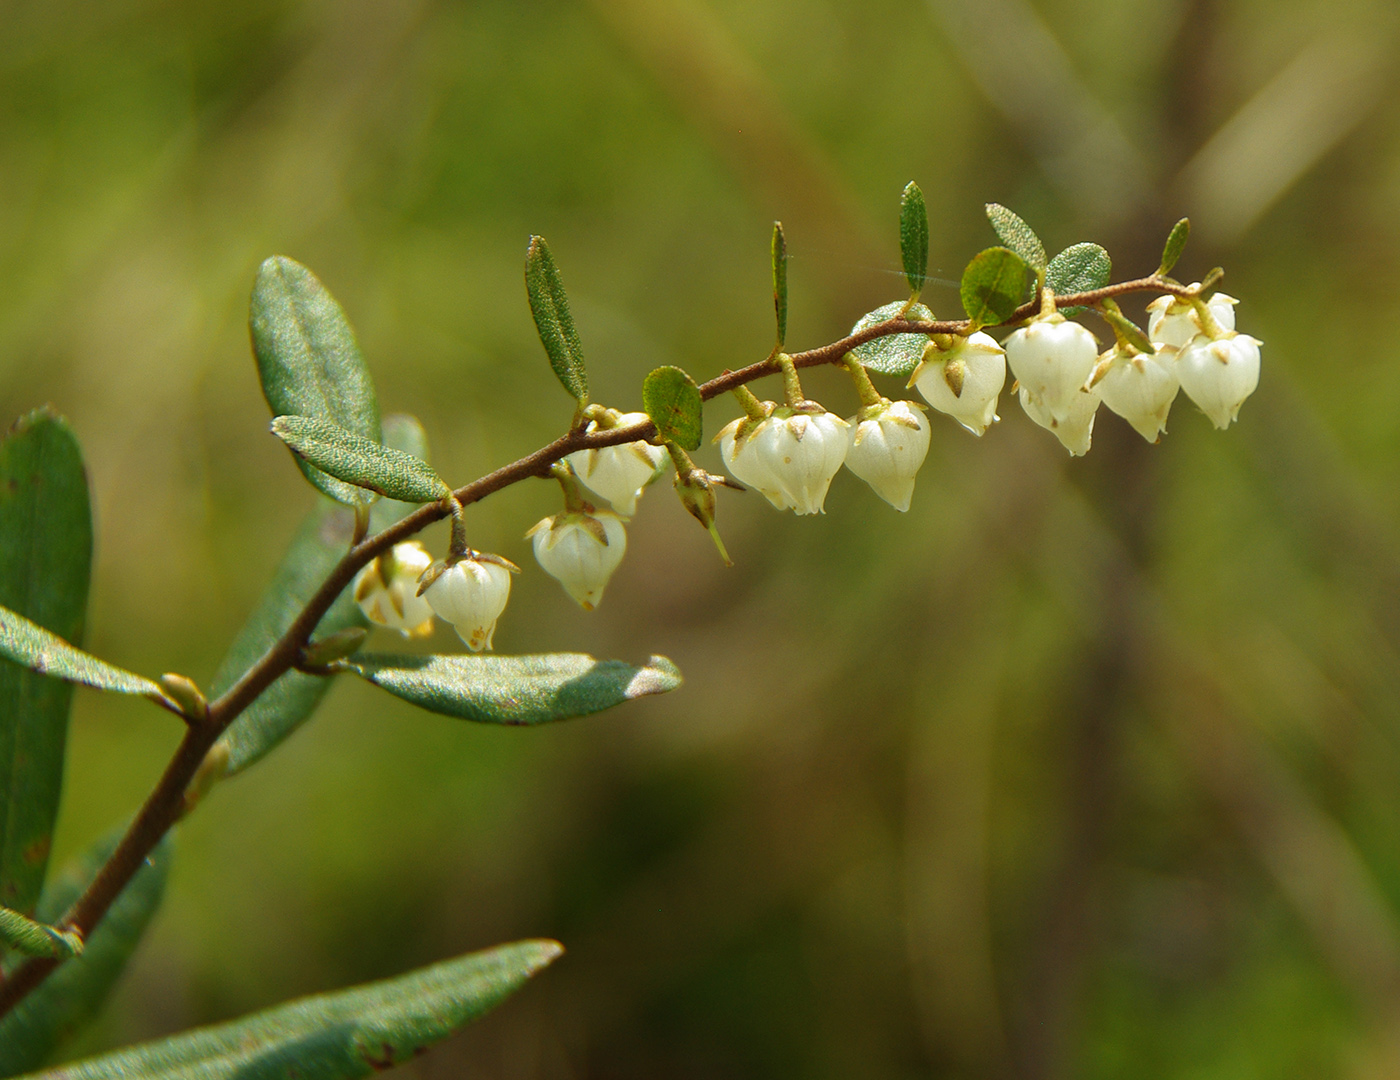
[{"left": 0, "top": 272, "right": 1183, "bottom": 1020}]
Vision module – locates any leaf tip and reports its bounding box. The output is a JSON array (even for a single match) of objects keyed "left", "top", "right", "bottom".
[{"left": 626, "top": 655, "right": 683, "bottom": 698}]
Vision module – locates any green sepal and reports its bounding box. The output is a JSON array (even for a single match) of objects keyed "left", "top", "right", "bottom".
[
  {"left": 960, "top": 247, "right": 1028, "bottom": 327},
  {"left": 525, "top": 236, "right": 588, "bottom": 403},
  {"left": 771, "top": 222, "right": 788, "bottom": 351},
  {"left": 271, "top": 415, "right": 450, "bottom": 504},
  {"left": 642, "top": 366, "right": 703, "bottom": 451},
  {"left": 900, "top": 182, "right": 929, "bottom": 296},
  {"left": 1159, "top": 218, "right": 1190, "bottom": 276},
  {"left": 0, "top": 606, "right": 169, "bottom": 705},
  {"left": 0, "top": 905, "right": 81, "bottom": 959},
  {"left": 847, "top": 301, "right": 936, "bottom": 377},
  {"left": 985, "top": 203, "right": 1046, "bottom": 283},
  {"left": 250, "top": 256, "right": 382, "bottom": 507},
  {"left": 0, "top": 830, "right": 172, "bottom": 1076},
  {"left": 346, "top": 653, "right": 682, "bottom": 725},
  {"left": 6, "top": 940, "right": 560, "bottom": 1080},
  {"left": 0, "top": 408, "right": 91, "bottom": 916},
  {"left": 1046, "top": 243, "right": 1112, "bottom": 315}
]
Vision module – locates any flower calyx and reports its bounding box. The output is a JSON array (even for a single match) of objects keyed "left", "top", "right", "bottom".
[{"left": 667, "top": 443, "right": 738, "bottom": 566}]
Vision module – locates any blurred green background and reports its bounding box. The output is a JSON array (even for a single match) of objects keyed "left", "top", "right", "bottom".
[{"left": 2, "top": 0, "right": 1399, "bottom": 1075}]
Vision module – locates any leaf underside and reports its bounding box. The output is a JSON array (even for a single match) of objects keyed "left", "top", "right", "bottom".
[
  {"left": 985, "top": 203, "right": 1047, "bottom": 275},
  {"left": 847, "top": 301, "right": 935, "bottom": 377}
]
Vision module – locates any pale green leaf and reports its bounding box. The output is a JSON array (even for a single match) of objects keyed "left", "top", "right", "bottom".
[{"left": 0, "top": 607, "right": 165, "bottom": 703}]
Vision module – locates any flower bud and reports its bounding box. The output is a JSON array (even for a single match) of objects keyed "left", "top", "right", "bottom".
[
  {"left": 1004, "top": 316, "right": 1098, "bottom": 423},
  {"left": 422, "top": 552, "right": 517, "bottom": 651},
  {"left": 353, "top": 541, "right": 435, "bottom": 636},
  {"left": 566, "top": 411, "right": 666, "bottom": 517},
  {"left": 911, "top": 332, "right": 1006, "bottom": 436},
  {"left": 1093, "top": 345, "right": 1179, "bottom": 443},
  {"left": 843, "top": 400, "right": 930, "bottom": 512},
  {"left": 1146, "top": 290, "right": 1237, "bottom": 348},
  {"left": 1019, "top": 384, "right": 1100, "bottom": 457},
  {"left": 716, "top": 407, "right": 849, "bottom": 515},
  {"left": 1175, "top": 332, "right": 1261, "bottom": 429},
  {"left": 528, "top": 510, "right": 627, "bottom": 610}
]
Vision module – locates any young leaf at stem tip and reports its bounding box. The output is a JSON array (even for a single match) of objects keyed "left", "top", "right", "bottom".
[
  {"left": 642, "top": 366, "right": 703, "bottom": 451},
  {"left": 525, "top": 235, "right": 588, "bottom": 403},
  {"left": 1159, "top": 218, "right": 1190, "bottom": 276},
  {"left": 1046, "top": 243, "right": 1112, "bottom": 316},
  {"left": 901, "top": 182, "right": 929, "bottom": 296},
  {"left": 271, "top": 414, "right": 450, "bottom": 504},
  {"left": 772, "top": 221, "right": 788, "bottom": 352},
  {"left": 960, "top": 247, "right": 1028, "bottom": 328},
  {"left": 0, "top": 905, "right": 82, "bottom": 958},
  {"left": 985, "top": 203, "right": 1046, "bottom": 284}
]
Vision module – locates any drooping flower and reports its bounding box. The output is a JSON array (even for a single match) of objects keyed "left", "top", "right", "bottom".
[
  {"left": 1093, "top": 344, "right": 1180, "bottom": 442},
  {"left": 352, "top": 541, "right": 435, "bottom": 637},
  {"left": 716, "top": 406, "right": 849, "bottom": 515},
  {"left": 911, "top": 332, "right": 1006, "bottom": 436},
  {"left": 843, "top": 399, "right": 930, "bottom": 512},
  {"left": 1146, "top": 290, "right": 1237, "bottom": 348},
  {"left": 566, "top": 411, "right": 665, "bottom": 517},
  {"left": 528, "top": 510, "right": 627, "bottom": 610},
  {"left": 1176, "top": 332, "right": 1262, "bottom": 429},
  {"left": 1004, "top": 316, "right": 1099, "bottom": 422},
  {"left": 421, "top": 552, "right": 518, "bottom": 651},
  {"left": 1019, "top": 384, "right": 1101, "bottom": 457}
]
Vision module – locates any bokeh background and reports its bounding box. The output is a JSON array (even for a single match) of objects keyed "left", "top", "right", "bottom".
[{"left": 2, "top": 0, "right": 1399, "bottom": 1075}]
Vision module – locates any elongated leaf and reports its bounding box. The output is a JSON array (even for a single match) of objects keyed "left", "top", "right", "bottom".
[
  {"left": 272, "top": 415, "right": 450, "bottom": 504},
  {"left": 1046, "top": 242, "right": 1112, "bottom": 315},
  {"left": 847, "top": 301, "right": 935, "bottom": 377},
  {"left": 13, "top": 939, "right": 561, "bottom": 1080},
  {"left": 213, "top": 499, "right": 366, "bottom": 776},
  {"left": 1159, "top": 218, "right": 1190, "bottom": 276},
  {"left": 0, "top": 409, "right": 91, "bottom": 916},
  {"left": 0, "top": 831, "right": 171, "bottom": 1075},
  {"left": 985, "top": 203, "right": 1046, "bottom": 277},
  {"left": 642, "top": 367, "right": 702, "bottom": 451},
  {"left": 525, "top": 236, "right": 588, "bottom": 403},
  {"left": 250, "top": 256, "right": 382, "bottom": 506},
  {"left": 960, "top": 247, "right": 1028, "bottom": 327},
  {"left": 0, "top": 608, "right": 166, "bottom": 702},
  {"left": 369, "top": 413, "right": 432, "bottom": 534},
  {"left": 347, "top": 653, "right": 682, "bottom": 725},
  {"left": 772, "top": 221, "right": 788, "bottom": 350},
  {"left": 900, "top": 182, "right": 929, "bottom": 295}
]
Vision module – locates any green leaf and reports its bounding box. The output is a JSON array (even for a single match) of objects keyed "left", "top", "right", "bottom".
[
  {"left": 0, "top": 607, "right": 167, "bottom": 703},
  {"left": 347, "top": 653, "right": 682, "bottom": 725},
  {"left": 1046, "top": 243, "right": 1112, "bottom": 315},
  {"left": 771, "top": 221, "right": 788, "bottom": 350},
  {"left": 0, "top": 830, "right": 171, "bottom": 1076},
  {"left": 900, "top": 182, "right": 929, "bottom": 295},
  {"left": 272, "top": 415, "right": 450, "bottom": 505},
  {"left": 10, "top": 939, "right": 560, "bottom": 1079},
  {"left": 250, "top": 256, "right": 382, "bottom": 507},
  {"left": 369, "top": 413, "right": 432, "bottom": 534},
  {"left": 985, "top": 203, "right": 1047, "bottom": 278},
  {"left": 0, "top": 409, "right": 91, "bottom": 915},
  {"left": 212, "top": 499, "right": 366, "bottom": 777},
  {"left": 847, "top": 301, "right": 935, "bottom": 377},
  {"left": 525, "top": 236, "right": 588, "bottom": 403},
  {"left": 1159, "top": 218, "right": 1190, "bottom": 276},
  {"left": 960, "top": 247, "right": 1029, "bottom": 327},
  {"left": 642, "top": 367, "right": 702, "bottom": 451},
  {"left": 0, "top": 905, "right": 81, "bottom": 959}
]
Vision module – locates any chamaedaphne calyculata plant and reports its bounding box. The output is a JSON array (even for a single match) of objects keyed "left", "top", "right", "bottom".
[{"left": 0, "top": 190, "right": 1258, "bottom": 1075}]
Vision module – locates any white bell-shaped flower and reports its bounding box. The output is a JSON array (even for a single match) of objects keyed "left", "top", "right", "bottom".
[
  {"left": 1094, "top": 345, "right": 1180, "bottom": 443},
  {"left": 566, "top": 411, "right": 665, "bottom": 517},
  {"left": 911, "top": 332, "right": 1006, "bottom": 436},
  {"left": 1004, "top": 317, "right": 1098, "bottom": 423},
  {"left": 353, "top": 541, "right": 435, "bottom": 637},
  {"left": 1019, "top": 384, "right": 1100, "bottom": 457},
  {"left": 528, "top": 510, "right": 627, "bottom": 610},
  {"left": 716, "top": 407, "right": 849, "bottom": 515},
  {"left": 422, "top": 552, "right": 517, "bottom": 651},
  {"left": 1176, "top": 332, "right": 1262, "bottom": 429},
  {"left": 843, "top": 400, "right": 930, "bottom": 512},
  {"left": 1146, "top": 290, "right": 1237, "bottom": 348}
]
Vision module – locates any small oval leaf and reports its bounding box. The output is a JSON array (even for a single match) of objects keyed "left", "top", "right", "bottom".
[
  {"left": 272, "top": 415, "right": 450, "bottom": 504},
  {"left": 642, "top": 367, "right": 702, "bottom": 451},
  {"left": 1047, "top": 242, "right": 1112, "bottom": 315},
  {"left": 960, "top": 247, "right": 1028, "bottom": 326},
  {"left": 985, "top": 203, "right": 1046, "bottom": 275},
  {"left": 347, "top": 653, "right": 682, "bottom": 725},
  {"left": 847, "top": 301, "right": 935, "bottom": 377},
  {"left": 8, "top": 938, "right": 557, "bottom": 1080},
  {"left": 525, "top": 236, "right": 588, "bottom": 403},
  {"left": 0, "top": 606, "right": 166, "bottom": 703},
  {"left": 1159, "top": 218, "right": 1190, "bottom": 276},
  {"left": 901, "top": 182, "right": 930, "bottom": 294},
  {"left": 772, "top": 222, "right": 788, "bottom": 350},
  {"left": 250, "top": 256, "right": 382, "bottom": 506}
]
